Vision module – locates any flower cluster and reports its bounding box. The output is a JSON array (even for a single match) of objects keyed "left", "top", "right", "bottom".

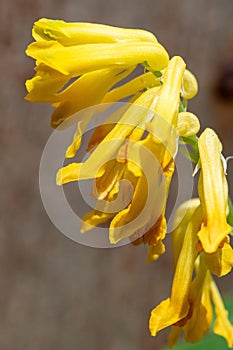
[{"left": 25, "top": 18, "right": 233, "bottom": 347}]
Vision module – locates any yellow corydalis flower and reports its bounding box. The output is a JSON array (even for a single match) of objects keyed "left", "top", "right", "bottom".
[
  {"left": 56, "top": 56, "right": 196, "bottom": 250},
  {"left": 25, "top": 18, "right": 198, "bottom": 129},
  {"left": 149, "top": 204, "right": 202, "bottom": 336},
  {"left": 168, "top": 268, "right": 233, "bottom": 347},
  {"left": 198, "top": 128, "right": 231, "bottom": 253},
  {"left": 150, "top": 198, "right": 233, "bottom": 347},
  {"left": 31, "top": 18, "right": 158, "bottom": 45},
  {"left": 25, "top": 19, "right": 233, "bottom": 348},
  {"left": 25, "top": 18, "right": 169, "bottom": 127}
]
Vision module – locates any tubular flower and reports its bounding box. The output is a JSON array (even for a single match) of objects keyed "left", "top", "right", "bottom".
[
  {"left": 150, "top": 128, "right": 233, "bottom": 346},
  {"left": 25, "top": 19, "right": 233, "bottom": 349},
  {"left": 150, "top": 197, "right": 233, "bottom": 348},
  {"left": 56, "top": 56, "right": 196, "bottom": 252},
  {"left": 197, "top": 128, "right": 232, "bottom": 253},
  {"left": 168, "top": 267, "right": 233, "bottom": 347},
  {"left": 25, "top": 18, "right": 169, "bottom": 127},
  {"left": 197, "top": 129, "right": 233, "bottom": 277},
  {"left": 149, "top": 204, "right": 202, "bottom": 336}
]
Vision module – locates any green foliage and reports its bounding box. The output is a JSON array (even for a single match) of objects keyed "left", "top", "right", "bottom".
[{"left": 179, "top": 135, "right": 199, "bottom": 164}]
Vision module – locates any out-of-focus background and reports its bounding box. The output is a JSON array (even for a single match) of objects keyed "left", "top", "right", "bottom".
[{"left": 0, "top": 1, "right": 233, "bottom": 349}]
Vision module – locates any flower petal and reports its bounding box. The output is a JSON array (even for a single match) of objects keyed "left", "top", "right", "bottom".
[
  {"left": 204, "top": 241, "right": 233, "bottom": 277},
  {"left": 182, "top": 259, "right": 209, "bottom": 343},
  {"left": 32, "top": 18, "right": 158, "bottom": 45},
  {"left": 51, "top": 67, "right": 134, "bottom": 127},
  {"left": 26, "top": 41, "right": 169, "bottom": 76},
  {"left": 102, "top": 72, "right": 160, "bottom": 103},
  {"left": 149, "top": 207, "right": 202, "bottom": 336},
  {"left": 25, "top": 63, "right": 70, "bottom": 103},
  {"left": 147, "top": 240, "right": 166, "bottom": 263},
  {"left": 210, "top": 277, "right": 233, "bottom": 348},
  {"left": 172, "top": 198, "right": 200, "bottom": 266},
  {"left": 81, "top": 210, "right": 114, "bottom": 233},
  {"left": 181, "top": 69, "right": 198, "bottom": 99},
  {"left": 198, "top": 128, "right": 231, "bottom": 253},
  {"left": 177, "top": 112, "right": 200, "bottom": 137},
  {"left": 151, "top": 56, "right": 186, "bottom": 127}
]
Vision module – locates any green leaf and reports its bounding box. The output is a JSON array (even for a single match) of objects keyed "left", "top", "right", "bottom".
[{"left": 179, "top": 135, "right": 199, "bottom": 164}]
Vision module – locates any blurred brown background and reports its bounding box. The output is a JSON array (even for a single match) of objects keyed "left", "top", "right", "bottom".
[{"left": 0, "top": 0, "right": 233, "bottom": 349}]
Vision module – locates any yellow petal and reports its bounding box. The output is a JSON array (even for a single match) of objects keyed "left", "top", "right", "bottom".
[
  {"left": 25, "top": 63, "right": 70, "bottom": 103},
  {"left": 168, "top": 326, "right": 181, "bottom": 347},
  {"left": 149, "top": 207, "right": 202, "bottom": 336},
  {"left": 184, "top": 298, "right": 209, "bottom": 343},
  {"left": 198, "top": 128, "right": 231, "bottom": 253},
  {"left": 51, "top": 67, "right": 134, "bottom": 127},
  {"left": 177, "top": 112, "right": 200, "bottom": 137},
  {"left": 56, "top": 161, "right": 105, "bottom": 184},
  {"left": 169, "top": 269, "right": 213, "bottom": 347},
  {"left": 108, "top": 125, "right": 173, "bottom": 245},
  {"left": 87, "top": 123, "right": 116, "bottom": 152},
  {"left": 92, "top": 160, "right": 124, "bottom": 200},
  {"left": 172, "top": 198, "right": 200, "bottom": 266},
  {"left": 181, "top": 69, "right": 198, "bottom": 99},
  {"left": 73, "top": 87, "right": 160, "bottom": 178},
  {"left": 183, "top": 259, "right": 209, "bottom": 343},
  {"left": 65, "top": 121, "right": 86, "bottom": 158},
  {"left": 151, "top": 56, "right": 186, "bottom": 127},
  {"left": 32, "top": 18, "right": 158, "bottom": 45},
  {"left": 131, "top": 213, "right": 167, "bottom": 247},
  {"left": 147, "top": 240, "right": 166, "bottom": 263},
  {"left": 201, "top": 273, "right": 213, "bottom": 328},
  {"left": 57, "top": 87, "right": 158, "bottom": 185},
  {"left": 81, "top": 210, "right": 114, "bottom": 233},
  {"left": 141, "top": 56, "right": 185, "bottom": 171},
  {"left": 109, "top": 172, "right": 148, "bottom": 243},
  {"left": 204, "top": 241, "right": 233, "bottom": 277},
  {"left": 102, "top": 72, "right": 160, "bottom": 103},
  {"left": 56, "top": 163, "right": 81, "bottom": 185},
  {"left": 210, "top": 277, "right": 233, "bottom": 348},
  {"left": 26, "top": 40, "right": 169, "bottom": 76}
]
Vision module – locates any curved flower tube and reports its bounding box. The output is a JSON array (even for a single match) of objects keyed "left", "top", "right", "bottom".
[
  {"left": 32, "top": 18, "right": 158, "bottom": 45},
  {"left": 25, "top": 19, "right": 169, "bottom": 127},
  {"left": 150, "top": 197, "right": 233, "bottom": 347},
  {"left": 198, "top": 128, "right": 232, "bottom": 253}
]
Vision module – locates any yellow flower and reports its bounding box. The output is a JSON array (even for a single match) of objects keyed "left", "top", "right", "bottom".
[
  {"left": 198, "top": 128, "right": 232, "bottom": 253},
  {"left": 150, "top": 197, "right": 233, "bottom": 347},
  {"left": 26, "top": 19, "right": 233, "bottom": 349},
  {"left": 149, "top": 204, "right": 202, "bottom": 336},
  {"left": 204, "top": 239, "right": 233, "bottom": 277},
  {"left": 25, "top": 18, "right": 170, "bottom": 127},
  {"left": 168, "top": 259, "right": 212, "bottom": 345},
  {"left": 56, "top": 56, "right": 191, "bottom": 249},
  {"left": 210, "top": 276, "right": 233, "bottom": 348},
  {"left": 168, "top": 267, "right": 233, "bottom": 347},
  {"left": 26, "top": 19, "right": 198, "bottom": 128},
  {"left": 26, "top": 39, "right": 168, "bottom": 77},
  {"left": 26, "top": 66, "right": 134, "bottom": 128},
  {"left": 31, "top": 18, "right": 158, "bottom": 44}
]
